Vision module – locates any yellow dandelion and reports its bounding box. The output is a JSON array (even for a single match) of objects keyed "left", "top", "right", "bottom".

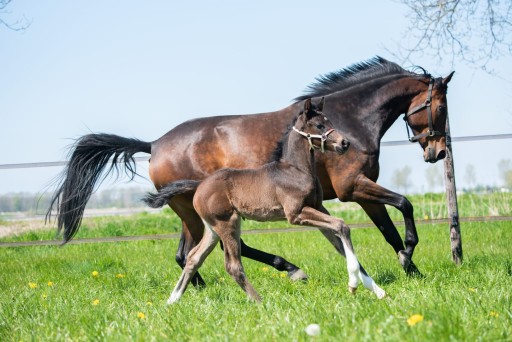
[
  {"left": 92, "top": 271, "right": 99, "bottom": 277},
  {"left": 28, "top": 282, "right": 38, "bottom": 289},
  {"left": 469, "top": 287, "right": 477, "bottom": 293},
  {"left": 115, "top": 273, "right": 125, "bottom": 278},
  {"left": 137, "top": 312, "right": 146, "bottom": 320},
  {"left": 92, "top": 299, "right": 100, "bottom": 306},
  {"left": 146, "top": 301, "right": 153, "bottom": 306},
  {"left": 423, "top": 215, "right": 429, "bottom": 220},
  {"left": 47, "top": 281, "right": 54, "bottom": 287},
  {"left": 280, "top": 273, "right": 286, "bottom": 278},
  {"left": 261, "top": 267, "right": 269, "bottom": 272},
  {"left": 41, "top": 294, "right": 47, "bottom": 300},
  {"left": 490, "top": 311, "right": 499, "bottom": 317},
  {"left": 407, "top": 314, "right": 424, "bottom": 326}
]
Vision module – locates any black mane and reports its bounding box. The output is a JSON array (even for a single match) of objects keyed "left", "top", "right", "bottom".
[{"left": 295, "top": 56, "right": 428, "bottom": 101}]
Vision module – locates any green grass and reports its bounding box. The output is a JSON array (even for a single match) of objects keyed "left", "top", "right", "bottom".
[{"left": 1, "top": 221, "right": 511, "bottom": 341}]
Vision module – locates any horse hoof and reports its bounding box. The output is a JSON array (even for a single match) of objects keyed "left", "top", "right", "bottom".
[
  {"left": 398, "top": 251, "right": 423, "bottom": 277},
  {"left": 166, "top": 295, "right": 180, "bottom": 305},
  {"left": 288, "top": 269, "right": 308, "bottom": 281},
  {"left": 348, "top": 286, "right": 357, "bottom": 295}
]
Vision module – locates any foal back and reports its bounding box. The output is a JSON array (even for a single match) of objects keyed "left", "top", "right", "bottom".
[{"left": 193, "top": 163, "right": 319, "bottom": 224}]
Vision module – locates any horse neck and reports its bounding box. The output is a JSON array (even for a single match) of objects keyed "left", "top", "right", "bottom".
[
  {"left": 281, "top": 129, "right": 316, "bottom": 176},
  {"left": 327, "top": 75, "right": 426, "bottom": 149}
]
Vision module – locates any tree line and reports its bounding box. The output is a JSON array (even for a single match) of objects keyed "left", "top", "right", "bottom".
[{"left": 0, "top": 187, "right": 151, "bottom": 214}]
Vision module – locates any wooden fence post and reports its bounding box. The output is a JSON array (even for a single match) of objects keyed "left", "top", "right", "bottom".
[{"left": 443, "top": 114, "right": 463, "bottom": 264}]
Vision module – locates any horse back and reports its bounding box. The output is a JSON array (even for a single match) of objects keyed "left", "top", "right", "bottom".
[{"left": 148, "top": 107, "right": 298, "bottom": 189}]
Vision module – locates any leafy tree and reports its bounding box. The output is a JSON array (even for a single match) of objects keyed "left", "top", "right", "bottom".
[
  {"left": 464, "top": 164, "right": 477, "bottom": 189},
  {"left": 396, "top": 0, "right": 512, "bottom": 73},
  {"left": 425, "top": 164, "right": 444, "bottom": 192},
  {"left": 392, "top": 166, "right": 412, "bottom": 193},
  {"left": 498, "top": 159, "right": 512, "bottom": 188}
]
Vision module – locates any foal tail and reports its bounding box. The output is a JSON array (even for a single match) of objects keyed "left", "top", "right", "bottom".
[
  {"left": 46, "top": 133, "right": 152, "bottom": 243},
  {"left": 143, "top": 180, "right": 201, "bottom": 208}
]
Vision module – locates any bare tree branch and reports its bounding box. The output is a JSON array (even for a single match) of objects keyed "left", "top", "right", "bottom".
[
  {"left": 391, "top": 0, "right": 512, "bottom": 73},
  {"left": 0, "top": 0, "right": 31, "bottom": 32}
]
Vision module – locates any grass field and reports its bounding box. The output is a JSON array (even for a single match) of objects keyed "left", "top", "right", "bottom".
[{"left": 0, "top": 193, "right": 511, "bottom": 341}]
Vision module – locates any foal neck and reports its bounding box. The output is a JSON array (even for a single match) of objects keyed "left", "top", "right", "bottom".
[{"left": 280, "top": 127, "right": 317, "bottom": 175}]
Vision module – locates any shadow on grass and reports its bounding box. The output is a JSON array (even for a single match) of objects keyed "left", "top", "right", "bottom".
[{"left": 374, "top": 269, "right": 398, "bottom": 285}]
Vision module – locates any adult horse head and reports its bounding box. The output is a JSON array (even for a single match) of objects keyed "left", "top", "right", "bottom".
[
  {"left": 404, "top": 73, "right": 454, "bottom": 163},
  {"left": 48, "top": 57, "right": 455, "bottom": 286}
]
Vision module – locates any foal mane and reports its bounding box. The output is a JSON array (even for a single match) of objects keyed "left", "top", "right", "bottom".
[
  {"left": 294, "top": 56, "right": 429, "bottom": 101},
  {"left": 269, "top": 114, "right": 300, "bottom": 162}
]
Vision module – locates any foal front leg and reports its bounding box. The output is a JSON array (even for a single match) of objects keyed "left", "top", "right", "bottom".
[{"left": 290, "top": 206, "right": 385, "bottom": 299}]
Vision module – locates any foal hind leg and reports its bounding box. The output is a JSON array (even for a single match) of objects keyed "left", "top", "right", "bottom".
[
  {"left": 168, "top": 222, "right": 220, "bottom": 304},
  {"left": 215, "top": 220, "right": 262, "bottom": 302}
]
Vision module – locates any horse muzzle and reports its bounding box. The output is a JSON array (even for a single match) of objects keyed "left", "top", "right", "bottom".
[{"left": 424, "top": 146, "right": 446, "bottom": 163}]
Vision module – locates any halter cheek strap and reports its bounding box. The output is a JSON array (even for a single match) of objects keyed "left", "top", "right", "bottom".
[
  {"left": 404, "top": 78, "right": 445, "bottom": 142},
  {"left": 292, "top": 126, "right": 335, "bottom": 153}
]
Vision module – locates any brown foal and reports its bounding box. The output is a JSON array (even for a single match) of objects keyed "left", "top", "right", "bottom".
[{"left": 144, "top": 98, "right": 386, "bottom": 303}]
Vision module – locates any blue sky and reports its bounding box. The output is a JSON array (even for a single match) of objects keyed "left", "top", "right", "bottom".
[{"left": 1, "top": 1, "right": 511, "bottom": 195}]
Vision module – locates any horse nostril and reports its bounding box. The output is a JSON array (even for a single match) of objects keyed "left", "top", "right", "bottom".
[{"left": 437, "top": 150, "right": 446, "bottom": 160}]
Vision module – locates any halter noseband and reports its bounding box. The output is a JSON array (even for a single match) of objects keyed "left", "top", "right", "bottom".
[
  {"left": 292, "top": 126, "right": 335, "bottom": 153},
  {"left": 404, "top": 77, "right": 445, "bottom": 142}
]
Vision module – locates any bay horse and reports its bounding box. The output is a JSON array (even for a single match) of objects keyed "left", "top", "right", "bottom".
[
  {"left": 47, "top": 57, "right": 454, "bottom": 285},
  {"left": 144, "top": 99, "right": 385, "bottom": 302}
]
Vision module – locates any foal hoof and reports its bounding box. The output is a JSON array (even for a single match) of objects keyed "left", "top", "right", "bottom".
[
  {"left": 375, "top": 288, "right": 386, "bottom": 299},
  {"left": 348, "top": 286, "right": 357, "bottom": 295},
  {"left": 288, "top": 269, "right": 308, "bottom": 282},
  {"left": 398, "top": 251, "right": 423, "bottom": 278}
]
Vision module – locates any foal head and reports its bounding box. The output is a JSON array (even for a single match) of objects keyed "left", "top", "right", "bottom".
[{"left": 294, "top": 98, "right": 350, "bottom": 154}]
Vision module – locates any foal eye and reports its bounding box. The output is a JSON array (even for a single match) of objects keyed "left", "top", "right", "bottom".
[{"left": 316, "top": 124, "right": 325, "bottom": 130}]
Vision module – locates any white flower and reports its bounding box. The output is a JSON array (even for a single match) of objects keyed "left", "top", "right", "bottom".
[{"left": 305, "top": 323, "right": 321, "bottom": 336}]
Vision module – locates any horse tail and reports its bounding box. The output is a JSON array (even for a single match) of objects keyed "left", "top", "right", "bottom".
[
  {"left": 46, "top": 133, "right": 152, "bottom": 243},
  {"left": 143, "top": 180, "right": 201, "bottom": 208}
]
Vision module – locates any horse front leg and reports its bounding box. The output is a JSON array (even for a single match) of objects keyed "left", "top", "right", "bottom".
[{"left": 353, "top": 175, "right": 421, "bottom": 276}]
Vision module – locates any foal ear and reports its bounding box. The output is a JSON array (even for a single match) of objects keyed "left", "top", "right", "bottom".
[
  {"left": 442, "top": 71, "right": 455, "bottom": 86},
  {"left": 303, "top": 98, "right": 312, "bottom": 113}
]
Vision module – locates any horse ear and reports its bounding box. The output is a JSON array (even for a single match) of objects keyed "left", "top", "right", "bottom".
[
  {"left": 442, "top": 71, "right": 455, "bottom": 86},
  {"left": 317, "top": 97, "right": 325, "bottom": 111}
]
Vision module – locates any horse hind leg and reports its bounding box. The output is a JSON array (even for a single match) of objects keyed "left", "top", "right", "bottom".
[
  {"left": 170, "top": 198, "right": 208, "bottom": 287},
  {"left": 167, "top": 222, "right": 219, "bottom": 304},
  {"left": 232, "top": 239, "right": 308, "bottom": 281}
]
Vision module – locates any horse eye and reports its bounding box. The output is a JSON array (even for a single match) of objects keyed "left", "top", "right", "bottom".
[{"left": 316, "top": 124, "right": 325, "bottom": 130}]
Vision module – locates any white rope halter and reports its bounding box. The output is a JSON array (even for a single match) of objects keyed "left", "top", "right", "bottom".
[{"left": 292, "top": 126, "right": 335, "bottom": 153}]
